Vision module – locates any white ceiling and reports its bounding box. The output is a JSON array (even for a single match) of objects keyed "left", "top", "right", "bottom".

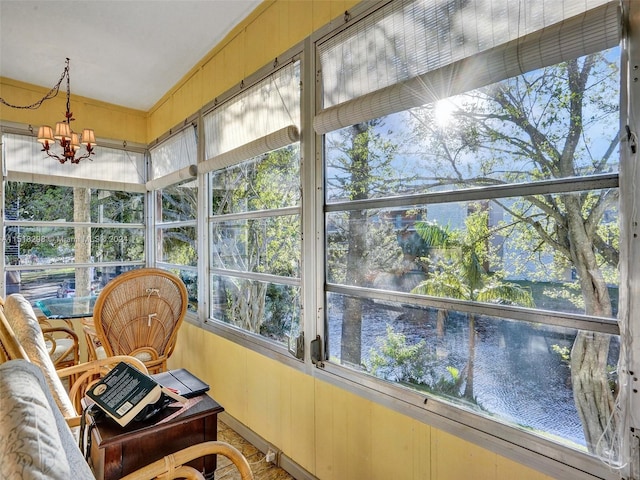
[{"left": 0, "top": 0, "right": 262, "bottom": 111}]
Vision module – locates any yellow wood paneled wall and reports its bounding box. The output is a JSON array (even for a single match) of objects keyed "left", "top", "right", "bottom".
[
  {"left": 0, "top": 78, "right": 147, "bottom": 144},
  {"left": 170, "top": 322, "right": 554, "bottom": 480}
]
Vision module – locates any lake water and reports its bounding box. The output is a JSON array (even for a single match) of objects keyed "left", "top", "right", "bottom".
[{"left": 327, "top": 296, "right": 597, "bottom": 448}]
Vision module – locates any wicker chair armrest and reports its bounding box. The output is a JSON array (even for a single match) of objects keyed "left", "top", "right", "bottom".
[
  {"left": 65, "top": 414, "right": 81, "bottom": 428},
  {"left": 119, "top": 441, "right": 254, "bottom": 480},
  {"left": 39, "top": 325, "right": 80, "bottom": 368},
  {"left": 40, "top": 325, "right": 79, "bottom": 340}
]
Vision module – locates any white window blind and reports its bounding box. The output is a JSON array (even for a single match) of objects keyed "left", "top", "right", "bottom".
[
  {"left": 315, "top": 0, "right": 619, "bottom": 134},
  {"left": 2, "top": 133, "right": 146, "bottom": 192},
  {"left": 146, "top": 164, "right": 198, "bottom": 191},
  {"left": 203, "top": 61, "right": 300, "bottom": 164},
  {"left": 149, "top": 125, "right": 197, "bottom": 182}
]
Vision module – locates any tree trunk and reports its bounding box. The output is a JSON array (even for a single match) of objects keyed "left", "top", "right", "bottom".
[
  {"left": 436, "top": 309, "right": 447, "bottom": 338},
  {"left": 570, "top": 331, "right": 615, "bottom": 455},
  {"left": 464, "top": 313, "right": 476, "bottom": 399},
  {"left": 341, "top": 123, "right": 370, "bottom": 367},
  {"left": 231, "top": 279, "right": 267, "bottom": 334},
  {"left": 342, "top": 207, "right": 367, "bottom": 366},
  {"left": 565, "top": 196, "right": 616, "bottom": 455}
]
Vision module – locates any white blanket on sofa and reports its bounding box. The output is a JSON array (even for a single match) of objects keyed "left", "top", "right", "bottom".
[{"left": 0, "top": 359, "right": 94, "bottom": 479}]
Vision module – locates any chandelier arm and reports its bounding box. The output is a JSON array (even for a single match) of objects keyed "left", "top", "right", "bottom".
[
  {"left": 41, "top": 140, "right": 95, "bottom": 164},
  {"left": 0, "top": 60, "right": 69, "bottom": 110},
  {"left": 41, "top": 145, "right": 70, "bottom": 165}
]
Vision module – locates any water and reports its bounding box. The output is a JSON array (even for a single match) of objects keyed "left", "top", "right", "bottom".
[{"left": 327, "top": 297, "right": 587, "bottom": 447}]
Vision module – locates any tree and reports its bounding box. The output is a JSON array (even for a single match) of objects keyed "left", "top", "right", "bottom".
[
  {"left": 411, "top": 51, "right": 620, "bottom": 454},
  {"left": 412, "top": 210, "right": 534, "bottom": 399},
  {"left": 4, "top": 182, "right": 74, "bottom": 259},
  {"left": 211, "top": 146, "right": 300, "bottom": 338},
  {"left": 325, "top": 120, "right": 404, "bottom": 366},
  {"left": 157, "top": 183, "right": 198, "bottom": 266}
]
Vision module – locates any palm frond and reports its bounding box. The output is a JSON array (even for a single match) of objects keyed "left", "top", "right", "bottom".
[
  {"left": 477, "top": 282, "right": 535, "bottom": 308},
  {"left": 415, "top": 221, "right": 451, "bottom": 247}
]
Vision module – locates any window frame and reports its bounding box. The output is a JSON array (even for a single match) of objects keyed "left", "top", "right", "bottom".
[{"left": 148, "top": 124, "right": 200, "bottom": 312}]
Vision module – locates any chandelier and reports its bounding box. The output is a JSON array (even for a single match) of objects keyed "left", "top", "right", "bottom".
[{"left": 35, "top": 58, "right": 96, "bottom": 164}]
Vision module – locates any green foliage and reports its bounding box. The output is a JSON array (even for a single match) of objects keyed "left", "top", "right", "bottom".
[
  {"left": 367, "top": 325, "right": 430, "bottom": 383},
  {"left": 366, "top": 325, "right": 467, "bottom": 399},
  {"left": 431, "top": 366, "right": 465, "bottom": 397},
  {"left": 326, "top": 121, "right": 414, "bottom": 288},
  {"left": 260, "top": 284, "right": 300, "bottom": 339},
  {"left": 551, "top": 344, "right": 571, "bottom": 364},
  {"left": 5, "top": 182, "right": 73, "bottom": 221},
  {"left": 412, "top": 209, "right": 535, "bottom": 308},
  {"left": 211, "top": 146, "right": 301, "bottom": 337},
  {"left": 4, "top": 183, "right": 145, "bottom": 262}
]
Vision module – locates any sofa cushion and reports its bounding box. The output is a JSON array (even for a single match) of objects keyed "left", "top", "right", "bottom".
[
  {"left": 0, "top": 360, "right": 93, "bottom": 479},
  {"left": 4, "top": 294, "right": 76, "bottom": 419}
]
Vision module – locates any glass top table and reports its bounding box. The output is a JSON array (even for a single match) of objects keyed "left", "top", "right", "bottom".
[
  {"left": 34, "top": 296, "right": 100, "bottom": 362},
  {"left": 34, "top": 296, "right": 97, "bottom": 320}
]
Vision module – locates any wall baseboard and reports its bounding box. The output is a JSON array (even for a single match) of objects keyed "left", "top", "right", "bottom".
[{"left": 219, "top": 411, "right": 319, "bottom": 480}]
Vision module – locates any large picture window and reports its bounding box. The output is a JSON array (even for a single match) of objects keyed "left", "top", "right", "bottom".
[
  {"left": 319, "top": 0, "right": 621, "bottom": 464},
  {"left": 3, "top": 182, "right": 145, "bottom": 302}
]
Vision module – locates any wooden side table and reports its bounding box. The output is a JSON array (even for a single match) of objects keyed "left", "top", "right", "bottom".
[{"left": 86, "top": 394, "right": 224, "bottom": 480}]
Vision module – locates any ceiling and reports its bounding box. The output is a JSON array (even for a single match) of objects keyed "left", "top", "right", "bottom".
[{"left": 0, "top": 0, "right": 262, "bottom": 111}]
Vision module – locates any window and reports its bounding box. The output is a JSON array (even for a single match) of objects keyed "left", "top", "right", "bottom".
[
  {"left": 3, "top": 182, "right": 145, "bottom": 302},
  {"left": 203, "top": 61, "right": 301, "bottom": 348},
  {"left": 319, "top": 0, "right": 622, "bottom": 465},
  {"left": 2, "top": 133, "right": 146, "bottom": 304},
  {"left": 149, "top": 126, "right": 199, "bottom": 311}
]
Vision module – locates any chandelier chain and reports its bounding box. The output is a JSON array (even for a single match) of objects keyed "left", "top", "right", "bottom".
[
  {"left": 65, "top": 59, "right": 72, "bottom": 118},
  {"left": 0, "top": 59, "right": 69, "bottom": 110}
]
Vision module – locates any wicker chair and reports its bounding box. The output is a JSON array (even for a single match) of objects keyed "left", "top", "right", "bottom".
[
  {"left": 119, "top": 441, "right": 254, "bottom": 480},
  {"left": 0, "top": 296, "right": 254, "bottom": 480},
  {"left": 92, "top": 268, "right": 188, "bottom": 374},
  {"left": 2, "top": 294, "right": 80, "bottom": 371},
  {"left": 38, "top": 317, "right": 80, "bottom": 369}
]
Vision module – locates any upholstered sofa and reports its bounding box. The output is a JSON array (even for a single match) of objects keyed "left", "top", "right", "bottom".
[
  {"left": 0, "top": 359, "right": 95, "bottom": 479},
  {"left": 0, "top": 294, "right": 254, "bottom": 480}
]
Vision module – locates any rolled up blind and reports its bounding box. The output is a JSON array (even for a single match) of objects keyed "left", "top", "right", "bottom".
[
  {"left": 199, "top": 125, "right": 299, "bottom": 173},
  {"left": 315, "top": 0, "right": 620, "bottom": 134},
  {"left": 203, "top": 61, "right": 300, "bottom": 163},
  {"left": 146, "top": 164, "right": 197, "bottom": 190}
]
